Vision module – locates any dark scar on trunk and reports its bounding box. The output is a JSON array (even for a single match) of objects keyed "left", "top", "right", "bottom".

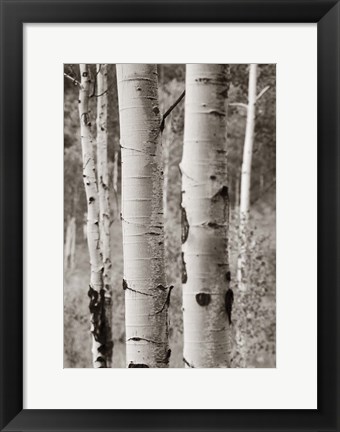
[
  {"left": 207, "top": 222, "right": 224, "bottom": 229},
  {"left": 195, "top": 77, "right": 210, "bottom": 83},
  {"left": 209, "top": 110, "right": 225, "bottom": 117},
  {"left": 88, "top": 285, "right": 113, "bottom": 366},
  {"left": 123, "top": 279, "right": 153, "bottom": 297},
  {"left": 128, "top": 363, "right": 149, "bottom": 368},
  {"left": 212, "top": 186, "right": 229, "bottom": 221},
  {"left": 212, "top": 186, "right": 229, "bottom": 202},
  {"left": 181, "top": 205, "right": 189, "bottom": 243},
  {"left": 158, "top": 348, "right": 172, "bottom": 365},
  {"left": 182, "top": 252, "right": 187, "bottom": 284},
  {"left": 226, "top": 271, "right": 231, "bottom": 282},
  {"left": 196, "top": 293, "right": 211, "bottom": 306},
  {"left": 95, "top": 356, "right": 106, "bottom": 368},
  {"left": 225, "top": 288, "right": 234, "bottom": 325},
  {"left": 154, "top": 286, "right": 174, "bottom": 314},
  {"left": 183, "top": 357, "right": 194, "bottom": 368}
]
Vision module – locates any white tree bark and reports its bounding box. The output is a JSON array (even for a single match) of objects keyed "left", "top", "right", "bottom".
[
  {"left": 83, "top": 212, "right": 87, "bottom": 241},
  {"left": 112, "top": 150, "right": 119, "bottom": 219},
  {"left": 79, "top": 64, "right": 112, "bottom": 368},
  {"left": 116, "top": 64, "right": 171, "bottom": 368},
  {"left": 237, "top": 64, "right": 257, "bottom": 292},
  {"left": 96, "top": 63, "right": 113, "bottom": 367},
  {"left": 64, "top": 215, "right": 76, "bottom": 270},
  {"left": 181, "top": 64, "right": 231, "bottom": 368}
]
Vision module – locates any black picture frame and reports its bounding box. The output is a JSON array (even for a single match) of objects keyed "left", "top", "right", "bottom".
[{"left": 0, "top": 1, "right": 339, "bottom": 431}]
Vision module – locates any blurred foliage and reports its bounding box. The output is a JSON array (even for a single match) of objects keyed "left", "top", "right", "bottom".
[{"left": 64, "top": 64, "right": 276, "bottom": 368}]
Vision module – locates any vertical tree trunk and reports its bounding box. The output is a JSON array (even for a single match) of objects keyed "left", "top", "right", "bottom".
[
  {"left": 83, "top": 212, "right": 87, "bottom": 241},
  {"left": 162, "top": 127, "right": 170, "bottom": 220},
  {"left": 64, "top": 215, "right": 76, "bottom": 270},
  {"left": 79, "top": 63, "right": 112, "bottom": 368},
  {"left": 116, "top": 64, "right": 171, "bottom": 368},
  {"left": 96, "top": 63, "right": 113, "bottom": 367},
  {"left": 234, "top": 64, "right": 258, "bottom": 368},
  {"left": 69, "top": 216, "right": 76, "bottom": 269},
  {"left": 235, "top": 177, "right": 240, "bottom": 209},
  {"left": 181, "top": 64, "right": 231, "bottom": 368},
  {"left": 112, "top": 150, "right": 119, "bottom": 219},
  {"left": 237, "top": 64, "right": 257, "bottom": 292}
]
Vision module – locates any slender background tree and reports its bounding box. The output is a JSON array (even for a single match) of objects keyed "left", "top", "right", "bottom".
[
  {"left": 96, "top": 63, "right": 114, "bottom": 367},
  {"left": 78, "top": 63, "right": 112, "bottom": 368}
]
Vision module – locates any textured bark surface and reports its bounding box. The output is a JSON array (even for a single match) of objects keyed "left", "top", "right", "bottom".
[
  {"left": 96, "top": 64, "right": 113, "bottom": 367},
  {"left": 116, "top": 64, "right": 171, "bottom": 368},
  {"left": 79, "top": 64, "right": 112, "bottom": 368},
  {"left": 181, "top": 64, "right": 231, "bottom": 368},
  {"left": 237, "top": 64, "right": 257, "bottom": 293}
]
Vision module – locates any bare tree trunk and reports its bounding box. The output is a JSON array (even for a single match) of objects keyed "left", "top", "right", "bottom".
[
  {"left": 181, "top": 64, "right": 231, "bottom": 368},
  {"left": 116, "top": 64, "right": 171, "bottom": 368},
  {"left": 234, "top": 64, "right": 257, "bottom": 368},
  {"left": 64, "top": 215, "right": 76, "bottom": 270},
  {"left": 112, "top": 150, "right": 119, "bottom": 220},
  {"left": 83, "top": 212, "right": 87, "bottom": 242},
  {"left": 235, "top": 176, "right": 240, "bottom": 209},
  {"left": 96, "top": 63, "right": 113, "bottom": 367},
  {"left": 237, "top": 64, "right": 257, "bottom": 293},
  {"left": 162, "top": 126, "right": 170, "bottom": 220},
  {"left": 69, "top": 216, "right": 76, "bottom": 269},
  {"left": 79, "top": 63, "right": 112, "bottom": 368}
]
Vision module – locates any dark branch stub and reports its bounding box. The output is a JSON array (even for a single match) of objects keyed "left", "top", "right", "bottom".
[
  {"left": 160, "top": 90, "right": 185, "bottom": 132},
  {"left": 183, "top": 357, "right": 194, "bottom": 368}
]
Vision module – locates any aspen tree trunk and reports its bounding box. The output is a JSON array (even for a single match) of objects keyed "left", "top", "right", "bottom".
[
  {"left": 64, "top": 216, "right": 76, "bottom": 270},
  {"left": 96, "top": 64, "right": 113, "bottom": 367},
  {"left": 162, "top": 122, "right": 170, "bottom": 220},
  {"left": 64, "top": 216, "right": 73, "bottom": 270},
  {"left": 112, "top": 150, "right": 119, "bottom": 219},
  {"left": 234, "top": 64, "right": 258, "bottom": 368},
  {"left": 237, "top": 64, "right": 257, "bottom": 292},
  {"left": 116, "top": 64, "right": 171, "bottom": 368},
  {"left": 79, "top": 63, "right": 112, "bottom": 368},
  {"left": 235, "top": 177, "right": 240, "bottom": 209},
  {"left": 83, "top": 212, "right": 87, "bottom": 241},
  {"left": 181, "top": 64, "right": 231, "bottom": 368},
  {"left": 69, "top": 216, "right": 76, "bottom": 269}
]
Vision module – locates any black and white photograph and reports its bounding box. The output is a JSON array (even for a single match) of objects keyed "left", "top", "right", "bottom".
[{"left": 64, "top": 63, "right": 276, "bottom": 368}]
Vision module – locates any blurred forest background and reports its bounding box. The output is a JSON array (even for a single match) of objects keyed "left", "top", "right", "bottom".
[{"left": 64, "top": 64, "right": 276, "bottom": 368}]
